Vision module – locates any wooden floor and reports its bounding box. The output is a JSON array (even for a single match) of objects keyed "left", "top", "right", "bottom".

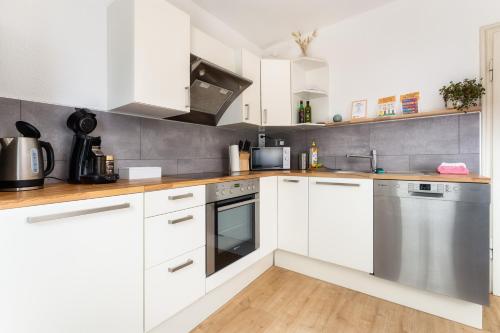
[{"left": 192, "top": 267, "right": 500, "bottom": 333}]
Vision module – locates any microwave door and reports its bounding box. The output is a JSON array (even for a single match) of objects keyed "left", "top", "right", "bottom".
[{"left": 251, "top": 148, "right": 284, "bottom": 170}]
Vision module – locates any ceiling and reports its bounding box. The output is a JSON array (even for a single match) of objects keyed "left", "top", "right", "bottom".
[{"left": 191, "top": 0, "right": 396, "bottom": 48}]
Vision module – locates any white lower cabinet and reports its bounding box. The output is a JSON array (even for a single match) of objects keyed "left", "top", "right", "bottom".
[
  {"left": 0, "top": 194, "right": 143, "bottom": 333},
  {"left": 259, "top": 176, "right": 278, "bottom": 256},
  {"left": 308, "top": 177, "right": 374, "bottom": 273},
  {"left": 145, "top": 247, "right": 206, "bottom": 331},
  {"left": 277, "top": 176, "right": 309, "bottom": 256}
]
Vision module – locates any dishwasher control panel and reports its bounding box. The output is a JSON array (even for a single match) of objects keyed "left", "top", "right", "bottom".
[
  {"left": 408, "top": 182, "right": 444, "bottom": 194},
  {"left": 374, "top": 180, "right": 490, "bottom": 204}
]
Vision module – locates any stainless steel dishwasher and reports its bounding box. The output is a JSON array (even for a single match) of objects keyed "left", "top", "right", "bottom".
[{"left": 374, "top": 180, "right": 490, "bottom": 305}]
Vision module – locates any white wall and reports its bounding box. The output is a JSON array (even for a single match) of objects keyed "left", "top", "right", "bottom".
[
  {"left": 265, "top": 0, "right": 500, "bottom": 120},
  {"left": 0, "top": 0, "right": 261, "bottom": 111}
]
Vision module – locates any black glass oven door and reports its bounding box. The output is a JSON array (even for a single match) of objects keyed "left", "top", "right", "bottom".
[{"left": 214, "top": 194, "right": 257, "bottom": 273}]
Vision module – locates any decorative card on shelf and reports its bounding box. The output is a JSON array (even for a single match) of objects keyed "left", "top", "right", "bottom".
[
  {"left": 378, "top": 96, "right": 397, "bottom": 117},
  {"left": 400, "top": 92, "right": 420, "bottom": 114},
  {"left": 351, "top": 99, "right": 367, "bottom": 119}
]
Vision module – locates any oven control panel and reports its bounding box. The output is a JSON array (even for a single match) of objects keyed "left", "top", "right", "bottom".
[{"left": 206, "top": 179, "right": 260, "bottom": 202}]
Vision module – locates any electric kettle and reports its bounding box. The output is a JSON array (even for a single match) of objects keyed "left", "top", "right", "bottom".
[{"left": 0, "top": 121, "right": 55, "bottom": 191}]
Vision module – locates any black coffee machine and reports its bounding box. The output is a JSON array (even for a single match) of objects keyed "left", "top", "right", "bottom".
[{"left": 67, "top": 109, "right": 119, "bottom": 184}]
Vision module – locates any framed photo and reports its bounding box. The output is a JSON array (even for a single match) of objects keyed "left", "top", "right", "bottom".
[{"left": 351, "top": 99, "right": 368, "bottom": 119}]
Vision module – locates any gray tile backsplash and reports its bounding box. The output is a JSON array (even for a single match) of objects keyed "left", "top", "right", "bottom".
[
  {"left": 269, "top": 113, "right": 480, "bottom": 173},
  {"left": 0, "top": 98, "right": 20, "bottom": 138},
  {"left": 0, "top": 98, "right": 255, "bottom": 180},
  {"left": 0, "top": 96, "right": 481, "bottom": 179}
]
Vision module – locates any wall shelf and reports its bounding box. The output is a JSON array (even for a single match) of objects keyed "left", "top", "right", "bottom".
[
  {"left": 293, "top": 57, "right": 328, "bottom": 71},
  {"left": 323, "top": 107, "right": 481, "bottom": 128},
  {"left": 293, "top": 123, "right": 326, "bottom": 130},
  {"left": 293, "top": 89, "right": 328, "bottom": 100}
]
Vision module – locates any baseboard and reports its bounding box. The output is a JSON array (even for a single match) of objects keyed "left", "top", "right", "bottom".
[
  {"left": 149, "top": 253, "right": 274, "bottom": 333},
  {"left": 274, "top": 250, "right": 483, "bottom": 329}
]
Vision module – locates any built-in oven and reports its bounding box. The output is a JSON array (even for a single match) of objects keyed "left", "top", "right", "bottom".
[{"left": 206, "top": 179, "right": 260, "bottom": 276}]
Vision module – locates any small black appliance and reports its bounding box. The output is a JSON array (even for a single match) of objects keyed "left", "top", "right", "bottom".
[{"left": 67, "top": 109, "right": 119, "bottom": 184}]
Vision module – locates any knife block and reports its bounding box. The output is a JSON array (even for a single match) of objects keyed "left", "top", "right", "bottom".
[{"left": 239, "top": 152, "right": 250, "bottom": 171}]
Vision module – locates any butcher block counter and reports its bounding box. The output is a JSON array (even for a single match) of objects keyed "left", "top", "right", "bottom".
[{"left": 0, "top": 170, "right": 490, "bottom": 210}]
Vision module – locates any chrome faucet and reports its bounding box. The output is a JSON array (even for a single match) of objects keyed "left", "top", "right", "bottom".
[{"left": 346, "top": 149, "right": 377, "bottom": 173}]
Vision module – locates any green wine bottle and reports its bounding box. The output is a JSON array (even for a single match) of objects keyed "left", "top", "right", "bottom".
[
  {"left": 305, "top": 101, "right": 312, "bottom": 123},
  {"left": 298, "top": 100, "right": 305, "bottom": 123}
]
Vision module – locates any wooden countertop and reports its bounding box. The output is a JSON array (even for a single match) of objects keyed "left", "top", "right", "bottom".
[{"left": 0, "top": 170, "right": 490, "bottom": 210}]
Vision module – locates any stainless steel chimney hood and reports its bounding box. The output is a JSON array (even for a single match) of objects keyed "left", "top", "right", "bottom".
[{"left": 167, "top": 54, "right": 253, "bottom": 126}]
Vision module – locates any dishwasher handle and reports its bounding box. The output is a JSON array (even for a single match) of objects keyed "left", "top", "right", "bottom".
[{"left": 408, "top": 191, "right": 444, "bottom": 198}]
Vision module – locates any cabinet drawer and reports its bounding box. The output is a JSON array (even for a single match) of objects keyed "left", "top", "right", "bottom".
[
  {"left": 145, "top": 185, "right": 205, "bottom": 217},
  {"left": 145, "top": 247, "right": 205, "bottom": 331},
  {"left": 145, "top": 206, "right": 205, "bottom": 268}
]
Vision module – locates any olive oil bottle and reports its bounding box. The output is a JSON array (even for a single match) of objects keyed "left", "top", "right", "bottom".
[{"left": 309, "top": 140, "right": 318, "bottom": 168}]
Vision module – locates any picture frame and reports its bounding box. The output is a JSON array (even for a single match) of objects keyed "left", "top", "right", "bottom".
[{"left": 351, "top": 99, "right": 368, "bottom": 119}]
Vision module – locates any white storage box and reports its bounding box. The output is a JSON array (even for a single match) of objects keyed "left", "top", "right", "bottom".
[{"left": 119, "top": 167, "right": 162, "bottom": 180}]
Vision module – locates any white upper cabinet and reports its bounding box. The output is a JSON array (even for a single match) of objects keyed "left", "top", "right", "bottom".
[
  {"left": 308, "top": 177, "right": 373, "bottom": 273},
  {"left": 277, "top": 176, "right": 308, "bottom": 256},
  {"left": 108, "top": 0, "right": 190, "bottom": 118},
  {"left": 218, "top": 48, "right": 262, "bottom": 126},
  {"left": 241, "top": 50, "right": 262, "bottom": 125},
  {"left": 0, "top": 194, "right": 144, "bottom": 333},
  {"left": 261, "top": 59, "right": 292, "bottom": 126}
]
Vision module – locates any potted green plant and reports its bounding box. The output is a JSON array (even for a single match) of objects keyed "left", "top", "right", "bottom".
[{"left": 439, "top": 78, "right": 485, "bottom": 111}]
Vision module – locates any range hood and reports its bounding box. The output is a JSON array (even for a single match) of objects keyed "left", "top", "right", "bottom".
[{"left": 168, "top": 54, "right": 253, "bottom": 126}]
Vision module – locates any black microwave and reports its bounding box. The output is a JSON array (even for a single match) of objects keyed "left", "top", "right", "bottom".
[{"left": 250, "top": 147, "right": 291, "bottom": 170}]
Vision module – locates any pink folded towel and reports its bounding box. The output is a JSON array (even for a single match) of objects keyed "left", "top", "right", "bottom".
[{"left": 437, "top": 162, "right": 469, "bottom": 175}]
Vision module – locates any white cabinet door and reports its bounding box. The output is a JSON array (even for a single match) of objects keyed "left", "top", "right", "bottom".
[
  {"left": 145, "top": 205, "right": 206, "bottom": 269},
  {"left": 145, "top": 247, "right": 205, "bottom": 331},
  {"left": 108, "top": 0, "right": 190, "bottom": 118},
  {"left": 309, "top": 177, "right": 373, "bottom": 273},
  {"left": 277, "top": 176, "right": 308, "bottom": 255},
  {"left": 0, "top": 194, "right": 143, "bottom": 333},
  {"left": 261, "top": 59, "right": 292, "bottom": 126},
  {"left": 217, "top": 48, "right": 261, "bottom": 127},
  {"left": 260, "top": 176, "right": 278, "bottom": 256},
  {"left": 241, "top": 49, "right": 261, "bottom": 125}
]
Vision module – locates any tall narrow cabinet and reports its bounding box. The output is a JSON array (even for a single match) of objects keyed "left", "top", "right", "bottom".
[
  {"left": 261, "top": 59, "right": 292, "bottom": 126},
  {"left": 218, "top": 49, "right": 262, "bottom": 126}
]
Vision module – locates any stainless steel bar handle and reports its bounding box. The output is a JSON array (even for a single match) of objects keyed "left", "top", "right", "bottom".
[
  {"left": 263, "top": 109, "right": 268, "bottom": 124},
  {"left": 185, "top": 86, "right": 190, "bottom": 109},
  {"left": 27, "top": 203, "right": 131, "bottom": 224},
  {"left": 316, "top": 181, "right": 360, "bottom": 187},
  {"left": 283, "top": 179, "right": 299, "bottom": 183},
  {"left": 168, "top": 215, "right": 194, "bottom": 225},
  {"left": 168, "top": 259, "right": 194, "bottom": 273},
  {"left": 218, "top": 199, "right": 259, "bottom": 212},
  {"left": 244, "top": 104, "right": 250, "bottom": 120},
  {"left": 168, "top": 193, "right": 194, "bottom": 201},
  {"left": 409, "top": 191, "right": 444, "bottom": 198}
]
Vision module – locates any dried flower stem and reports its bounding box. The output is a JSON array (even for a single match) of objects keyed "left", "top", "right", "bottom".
[{"left": 291, "top": 30, "right": 317, "bottom": 56}]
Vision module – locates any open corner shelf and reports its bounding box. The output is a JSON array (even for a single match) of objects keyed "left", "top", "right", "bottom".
[
  {"left": 292, "top": 123, "right": 326, "bottom": 130},
  {"left": 293, "top": 57, "right": 328, "bottom": 71},
  {"left": 323, "top": 107, "right": 481, "bottom": 128},
  {"left": 293, "top": 89, "right": 328, "bottom": 100}
]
